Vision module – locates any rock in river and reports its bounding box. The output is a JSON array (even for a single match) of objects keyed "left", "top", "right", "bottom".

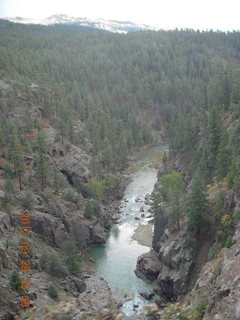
[
  {"left": 134, "top": 251, "right": 162, "bottom": 280},
  {"left": 140, "top": 291, "right": 155, "bottom": 300}
]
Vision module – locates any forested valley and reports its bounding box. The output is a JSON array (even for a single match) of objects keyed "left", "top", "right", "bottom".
[{"left": 0, "top": 19, "right": 240, "bottom": 319}]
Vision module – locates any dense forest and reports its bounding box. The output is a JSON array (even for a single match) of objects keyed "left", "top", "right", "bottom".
[
  {"left": 0, "top": 19, "right": 240, "bottom": 319},
  {"left": 1, "top": 21, "right": 240, "bottom": 177}
]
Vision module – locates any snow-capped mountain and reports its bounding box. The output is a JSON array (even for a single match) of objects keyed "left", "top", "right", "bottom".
[{"left": 5, "top": 14, "right": 158, "bottom": 34}]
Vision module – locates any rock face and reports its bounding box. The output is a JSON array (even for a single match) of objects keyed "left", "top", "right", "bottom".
[
  {"left": 8, "top": 207, "right": 108, "bottom": 249},
  {"left": 53, "top": 143, "right": 91, "bottom": 197},
  {"left": 0, "top": 212, "right": 11, "bottom": 236},
  {"left": 152, "top": 209, "right": 168, "bottom": 250},
  {"left": 135, "top": 211, "right": 193, "bottom": 302},
  {"left": 156, "top": 229, "right": 193, "bottom": 299},
  {"left": 0, "top": 212, "right": 12, "bottom": 270},
  {"left": 0, "top": 245, "right": 12, "bottom": 269},
  {"left": 9, "top": 210, "right": 69, "bottom": 248},
  {"left": 185, "top": 223, "right": 240, "bottom": 320},
  {"left": 134, "top": 251, "right": 162, "bottom": 280}
]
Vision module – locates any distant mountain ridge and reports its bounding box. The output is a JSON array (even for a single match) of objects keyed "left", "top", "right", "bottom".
[{"left": 4, "top": 14, "right": 158, "bottom": 33}]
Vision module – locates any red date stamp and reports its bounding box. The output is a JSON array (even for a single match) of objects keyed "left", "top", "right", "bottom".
[{"left": 19, "top": 211, "right": 31, "bottom": 308}]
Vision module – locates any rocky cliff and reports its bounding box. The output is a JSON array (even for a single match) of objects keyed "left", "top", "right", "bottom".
[
  {"left": 135, "top": 218, "right": 194, "bottom": 305},
  {"left": 0, "top": 121, "right": 127, "bottom": 320},
  {"left": 185, "top": 222, "right": 240, "bottom": 320},
  {"left": 135, "top": 154, "right": 240, "bottom": 320}
]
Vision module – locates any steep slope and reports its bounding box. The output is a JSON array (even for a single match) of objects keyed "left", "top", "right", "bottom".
[{"left": 1, "top": 21, "right": 240, "bottom": 319}]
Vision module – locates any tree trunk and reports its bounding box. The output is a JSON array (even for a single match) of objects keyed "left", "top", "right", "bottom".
[{"left": 18, "top": 172, "right": 23, "bottom": 191}]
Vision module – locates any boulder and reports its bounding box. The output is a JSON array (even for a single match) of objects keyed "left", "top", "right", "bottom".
[
  {"left": 90, "top": 225, "right": 107, "bottom": 245},
  {"left": 135, "top": 251, "right": 162, "bottom": 280},
  {"left": 140, "top": 291, "right": 155, "bottom": 300},
  {"left": 112, "top": 214, "right": 120, "bottom": 221},
  {"left": 70, "top": 277, "right": 86, "bottom": 293},
  {"left": 145, "top": 194, "right": 151, "bottom": 205}
]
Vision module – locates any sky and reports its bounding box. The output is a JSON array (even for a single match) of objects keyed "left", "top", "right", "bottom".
[{"left": 0, "top": 0, "right": 240, "bottom": 31}]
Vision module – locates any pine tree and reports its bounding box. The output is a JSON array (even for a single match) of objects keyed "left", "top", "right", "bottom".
[
  {"left": 48, "top": 284, "right": 58, "bottom": 299},
  {"left": 8, "top": 123, "right": 24, "bottom": 190},
  {"left": 159, "top": 171, "right": 185, "bottom": 230},
  {"left": 9, "top": 270, "right": 21, "bottom": 292},
  {"left": 186, "top": 169, "right": 211, "bottom": 236},
  {"left": 216, "top": 132, "right": 231, "bottom": 180},
  {"left": 103, "top": 143, "right": 113, "bottom": 173},
  {"left": 63, "top": 237, "right": 81, "bottom": 275},
  {"left": 35, "top": 131, "right": 48, "bottom": 192},
  {"left": 208, "top": 107, "right": 221, "bottom": 168},
  {"left": 4, "top": 176, "right": 16, "bottom": 204}
]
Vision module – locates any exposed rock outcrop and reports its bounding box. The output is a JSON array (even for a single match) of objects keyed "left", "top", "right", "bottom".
[
  {"left": 89, "top": 225, "right": 107, "bottom": 245},
  {"left": 135, "top": 217, "right": 194, "bottom": 302},
  {"left": 0, "top": 212, "right": 11, "bottom": 236},
  {"left": 53, "top": 143, "right": 91, "bottom": 197},
  {"left": 9, "top": 210, "right": 69, "bottom": 248},
  {"left": 152, "top": 209, "right": 168, "bottom": 250},
  {"left": 8, "top": 207, "right": 109, "bottom": 250},
  {"left": 0, "top": 245, "right": 12, "bottom": 269},
  {"left": 134, "top": 251, "right": 162, "bottom": 280},
  {"left": 185, "top": 223, "right": 240, "bottom": 320}
]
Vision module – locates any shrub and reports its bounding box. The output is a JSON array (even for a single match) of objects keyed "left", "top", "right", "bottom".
[
  {"left": 184, "top": 234, "right": 194, "bottom": 249},
  {"left": 54, "top": 133, "right": 61, "bottom": 143},
  {"left": 233, "top": 211, "right": 240, "bottom": 221},
  {"left": 64, "top": 188, "right": 78, "bottom": 203},
  {"left": 225, "top": 235, "right": 233, "bottom": 248},
  {"left": 88, "top": 175, "right": 118, "bottom": 201},
  {"left": 47, "top": 203, "right": 64, "bottom": 218},
  {"left": 103, "top": 174, "right": 118, "bottom": 190},
  {"left": 63, "top": 238, "right": 81, "bottom": 275},
  {"left": 9, "top": 270, "right": 21, "bottom": 292},
  {"left": 40, "top": 250, "right": 67, "bottom": 277},
  {"left": 216, "top": 230, "right": 226, "bottom": 242},
  {"left": 84, "top": 199, "right": 101, "bottom": 220},
  {"left": 208, "top": 242, "right": 222, "bottom": 261},
  {"left": 88, "top": 179, "right": 105, "bottom": 200},
  {"left": 48, "top": 284, "right": 58, "bottom": 299},
  {"left": 52, "top": 168, "right": 67, "bottom": 192},
  {"left": 3, "top": 177, "right": 16, "bottom": 204},
  {"left": 21, "top": 189, "right": 35, "bottom": 210},
  {"left": 196, "top": 302, "right": 207, "bottom": 319}
]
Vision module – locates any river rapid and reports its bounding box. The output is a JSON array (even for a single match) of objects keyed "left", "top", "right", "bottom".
[{"left": 87, "top": 144, "right": 168, "bottom": 315}]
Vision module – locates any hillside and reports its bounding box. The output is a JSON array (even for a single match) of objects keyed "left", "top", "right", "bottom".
[{"left": 0, "top": 20, "right": 240, "bottom": 319}]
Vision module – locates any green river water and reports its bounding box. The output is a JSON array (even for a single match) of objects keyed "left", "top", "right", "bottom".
[{"left": 87, "top": 144, "right": 168, "bottom": 315}]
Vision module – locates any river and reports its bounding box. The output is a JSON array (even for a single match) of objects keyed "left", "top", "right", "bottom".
[{"left": 87, "top": 144, "right": 168, "bottom": 315}]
